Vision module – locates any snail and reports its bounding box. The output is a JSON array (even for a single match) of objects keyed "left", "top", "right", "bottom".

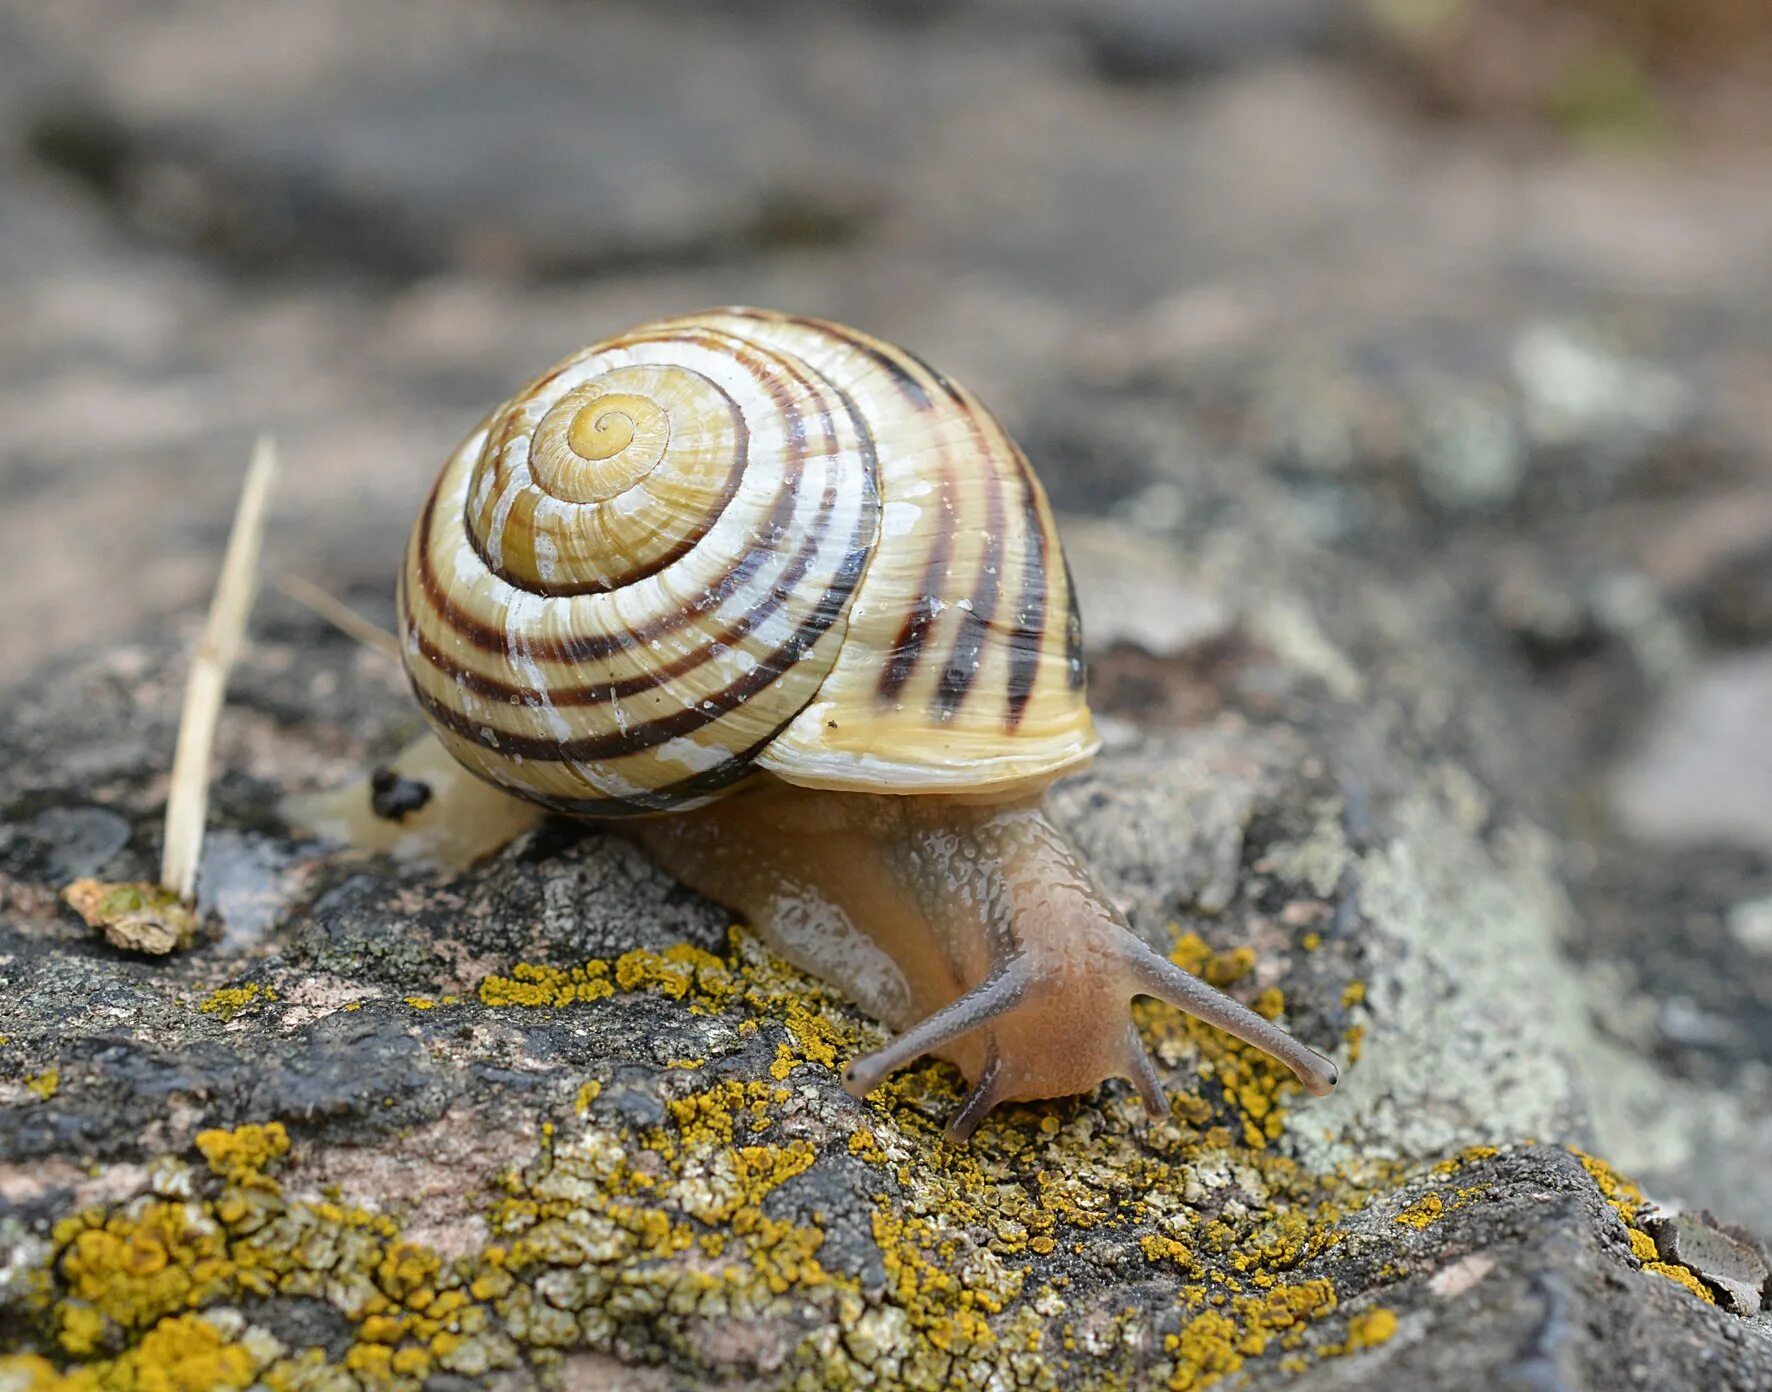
[{"left": 398, "top": 308, "right": 1338, "bottom": 1140}]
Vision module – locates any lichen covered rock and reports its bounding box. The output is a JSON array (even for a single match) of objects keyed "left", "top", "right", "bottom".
[{"left": 2, "top": 630, "right": 1767, "bottom": 1391}]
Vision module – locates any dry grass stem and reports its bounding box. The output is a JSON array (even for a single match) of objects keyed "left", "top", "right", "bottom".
[
  {"left": 160, "top": 435, "right": 280, "bottom": 900},
  {"left": 274, "top": 572, "right": 402, "bottom": 663}
]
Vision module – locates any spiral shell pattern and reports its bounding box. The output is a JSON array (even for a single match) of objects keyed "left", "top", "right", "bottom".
[{"left": 400, "top": 309, "right": 1097, "bottom": 815}]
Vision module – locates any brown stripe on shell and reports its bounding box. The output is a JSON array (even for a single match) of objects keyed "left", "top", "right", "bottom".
[
  {"left": 874, "top": 440, "right": 953, "bottom": 701},
  {"left": 483, "top": 718, "right": 785, "bottom": 818},
  {"left": 898, "top": 344, "right": 969, "bottom": 410},
  {"left": 932, "top": 392, "right": 1007, "bottom": 722},
  {"left": 761, "top": 320, "right": 971, "bottom": 706},
  {"left": 826, "top": 333, "right": 933, "bottom": 412},
  {"left": 906, "top": 366, "right": 1051, "bottom": 730},
  {"left": 412, "top": 326, "right": 879, "bottom": 768},
  {"left": 876, "top": 554, "right": 947, "bottom": 703},
  {"left": 729, "top": 309, "right": 937, "bottom": 414},
  {"left": 488, "top": 341, "right": 862, "bottom": 818},
  {"left": 736, "top": 309, "right": 1053, "bottom": 727},
  {"left": 1003, "top": 443, "right": 1052, "bottom": 724},
  {"left": 771, "top": 319, "right": 1017, "bottom": 717},
  {"left": 411, "top": 464, "right": 870, "bottom": 765},
  {"left": 408, "top": 350, "right": 878, "bottom": 710},
  {"left": 1060, "top": 549, "right": 1086, "bottom": 690},
  {"left": 413, "top": 455, "right": 797, "bottom": 666},
  {"left": 407, "top": 486, "right": 812, "bottom": 708}
]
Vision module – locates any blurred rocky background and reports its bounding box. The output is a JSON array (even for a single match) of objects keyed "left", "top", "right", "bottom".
[{"left": 2, "top": 1, "right": 1771, "bottom": 1388}]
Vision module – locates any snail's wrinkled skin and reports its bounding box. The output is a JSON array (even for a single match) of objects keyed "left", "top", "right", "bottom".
[{"left": 634, "top": 781, "right": 1338, "bottom": 1140}]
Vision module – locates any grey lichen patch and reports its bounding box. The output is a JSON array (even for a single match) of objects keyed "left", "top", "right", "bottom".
[
  {"left": 1248, "top": 599, "right": 1365, "bottom": 703},
  {"left": 1254, "top": 797, "right": 1352, "bottom": 901},
  {"left": 1050, "top": 724, "right": 1303, "bottom": 925},
  {"left": 1294, "top": 791, "right": 1591, "bottom": 1166}
]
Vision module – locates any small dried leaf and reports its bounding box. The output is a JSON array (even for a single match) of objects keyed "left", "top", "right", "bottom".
[{"left": 62, "top": 878, "right": 203, "bottom": 955}]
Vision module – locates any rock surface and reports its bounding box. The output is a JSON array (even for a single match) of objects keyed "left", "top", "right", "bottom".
[
  {"left": 2, "top": 619, "right": 1768, "bottom": 1391},
  {"left": 4, "top": 1, "right": 1772, "bottom": 1388}
]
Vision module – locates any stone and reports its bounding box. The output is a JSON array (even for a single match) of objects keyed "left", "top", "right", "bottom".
[
  {"left": 1077, "top": 0, "right": 1340, "bottom": 83},
  {"left": 1693, "top": 539, "right": 1772, "bottom": 646},
  {"left": 1, "top": 610, "right": 1766, "bottom": 1389},
  {"left": 22, "top": 29, "right": 879, "bottom": 278},
  {"left": 1645, "top": 1212, "right": 1770, "bottom": 1316},
  {"left": 1611, "top": 651, "right": 1772, "bottom": 853}
]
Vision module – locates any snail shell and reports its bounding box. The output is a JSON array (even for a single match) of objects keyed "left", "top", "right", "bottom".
[{"left": 398, "top": 308, "right": 1097, "bottom": 816}]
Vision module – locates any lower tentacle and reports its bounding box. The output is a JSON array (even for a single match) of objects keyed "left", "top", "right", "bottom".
[
  {"left": 944, "top": 1054, "right": 1005, "bottom": 1143},
  {"left": 1123, "top": 1023, "right": 1170, "bottom": 1120},
  {"left": 841, "top": 959, "right": 1031, "bottom": 1100}
]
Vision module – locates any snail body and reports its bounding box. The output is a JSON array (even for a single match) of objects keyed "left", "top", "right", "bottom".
[{"left": 400, "top": 309, "right": 1337, "bottom": 1138}]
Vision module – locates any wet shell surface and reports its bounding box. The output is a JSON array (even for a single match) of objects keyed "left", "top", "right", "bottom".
[{"left": 398, "top": 308, "right": 1098, "bottom": 816}]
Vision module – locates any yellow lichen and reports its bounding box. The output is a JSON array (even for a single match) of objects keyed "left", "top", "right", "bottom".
[
  {"left": 1341, "top": 1307, "right": 1398, "bottom": 1351},
  {"left": 476, "top": 959, "right": 614, "bottom": 1008},
  {"left": 49, "top": 1312, "right": 266, "bottom": 1390},
  {"left": 5, "top": 930, "right": 1683, "bottom": 1392},
  {"left": 196, "top": 984, "right": 278, "bottom": 1022},
  {"left": 1562, "top": 1148, "right": 1720, "bottom": 1304},
  {"left": 26, "top": 1067, "right": 59, "bottom": 1101},
  {"left": 1430, "top": 1145, "right": 1499, "bottom": 1176},
  {"left": 54, "top": 1201, "right": 236, "bottom": 1350},
  {"left": 614, "top": 943, "right": 734, "bottom": 1002},
  {"left": 1166, "top": 1310, "right": 1242, "bottom": 1389},
  {"left": 20, "top": 1113, "right": 502, "bottom": 1390},
  {"left": 1642, "top": 1262, "right": 1715, "bottom": 1303},
  {"left": 1204, "top": 946, "right": 1255, "bottom": 989},
  {"left": 848, "top": 1128, "right": 887, "bottom": 1165},
  {"left": 1571, "top": 1148, "right": 1644, "bottom": 1224},
  {"left": 195, "top": 1122, "right": 290, "bottom": 1184},
  {"left": 0, "top": 1354, "right": 60, "bottom": 1388},
  {"left": 1394, "top": 1184, "right": 1486, "bottom": 1231}
]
